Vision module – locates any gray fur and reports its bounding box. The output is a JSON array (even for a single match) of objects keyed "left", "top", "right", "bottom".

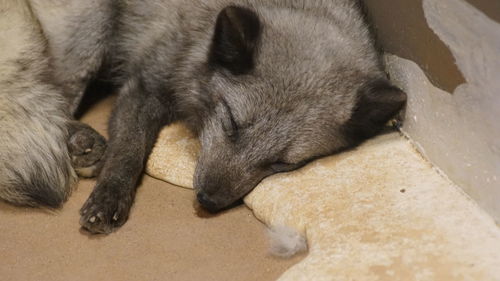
[
  {"left": 0, "top": 0, "right": 76, "bottom": 207},
  {"left": 29, "top": 0, "right": 114, "bottom": 113},
  {"left": 1, "top": 0, "right": 406, "bottom": 232},
  {"left": 0, "top": 0, "right": 107, "bottom": 207}
]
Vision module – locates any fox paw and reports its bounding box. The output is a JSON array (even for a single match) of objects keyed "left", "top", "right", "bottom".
[
  {"left": 68, "top": 122, "right": 106, "bottom": 178},
  {"left": 79, "top": 182, "right": 133, "bottom": 234}
]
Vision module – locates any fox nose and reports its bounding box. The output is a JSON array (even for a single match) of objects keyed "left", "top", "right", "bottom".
[{"left": 196, "top": 192, "right": 219, "bottom": 213}]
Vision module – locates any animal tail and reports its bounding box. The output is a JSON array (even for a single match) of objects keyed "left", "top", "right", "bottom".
[
  {"left": 0, "top": 93, "right": 77, "bottom": 208},
  {"left": 0, "top": 0, "right": 77, "bottom": 208}
]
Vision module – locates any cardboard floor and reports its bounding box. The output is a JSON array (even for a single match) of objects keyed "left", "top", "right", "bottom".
[{"left": 0, "top": 95, "right": 303, "bottom": 281}]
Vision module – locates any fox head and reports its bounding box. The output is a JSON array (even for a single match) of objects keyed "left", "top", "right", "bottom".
[{"left": 184, "top": 5, "right": 406, "bottom": 212}]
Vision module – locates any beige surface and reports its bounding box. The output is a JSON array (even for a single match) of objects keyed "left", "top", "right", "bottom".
[
  {"left": 0, "top": 95, "right": 303, "bottom": 281},
  {"left": 147, "top": 123, "right": 201, "bottom": 189},
  {"left": 247, "top": 134, "right": 500, "bottom": 280},
  {"left": 148, "top": 123, "right": 500, "bottom": 280}
]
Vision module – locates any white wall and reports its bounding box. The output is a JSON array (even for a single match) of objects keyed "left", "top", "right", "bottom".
[{"left": 384, "top": 0, "right": 500, "bottom": 222}]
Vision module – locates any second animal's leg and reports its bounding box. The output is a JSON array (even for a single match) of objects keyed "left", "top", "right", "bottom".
[
  {"left": 30, "top": 1, "right": 112, "bottom": 178},
  {"left": 80, "top": 79, "right": 173, "bottom": 234},
  {"left": 67, "top": 122, "right": 107, "bottom": 178}
]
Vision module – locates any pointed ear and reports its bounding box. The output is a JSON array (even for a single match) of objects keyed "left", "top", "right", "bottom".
[
  {"left": 344, "top": 79, "right": 407, "bottom": 141},
  {"left": 209, "top": 6, "right": 261, "bottom": 75}
]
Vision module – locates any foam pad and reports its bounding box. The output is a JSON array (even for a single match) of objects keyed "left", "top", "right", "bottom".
[
  {"left": 146, "top": 123, "right": 500, "bottom": 280},
  {"left": 147, "top": 123, "right": 200, "bottom": 189}
]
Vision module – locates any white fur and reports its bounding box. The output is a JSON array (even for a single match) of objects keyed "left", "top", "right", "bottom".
[{"left": 267, "top": 225, "right": 307, "bottom": 258}]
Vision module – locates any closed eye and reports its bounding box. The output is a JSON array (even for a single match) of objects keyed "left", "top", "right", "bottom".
[
  {"left": 221, "top": 99, "right": 239, "bottom": 140},
  {"left": 269, "top": 161, "right": 305, "bottom": 173}
]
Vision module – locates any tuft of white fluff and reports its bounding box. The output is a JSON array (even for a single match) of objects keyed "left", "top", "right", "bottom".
[{"left": 267, "top": 225, "right": 308, "bottom": 258}]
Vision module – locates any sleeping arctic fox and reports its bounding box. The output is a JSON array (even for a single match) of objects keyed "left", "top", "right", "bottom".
[{"left": 0, "top": 0, "right": 405, "bottom": 234}]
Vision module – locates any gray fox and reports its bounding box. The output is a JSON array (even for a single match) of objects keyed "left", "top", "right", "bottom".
[{"left": 0, "top": 0, "right": 406, "bottom": 234}]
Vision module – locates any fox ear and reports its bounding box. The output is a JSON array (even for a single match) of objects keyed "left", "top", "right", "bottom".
[
  {"left": 344, "top": 79, "right": 407, "bottom": 141},
  {"left": 209, "top": 6, "right": 261, "bottom": 75}
]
